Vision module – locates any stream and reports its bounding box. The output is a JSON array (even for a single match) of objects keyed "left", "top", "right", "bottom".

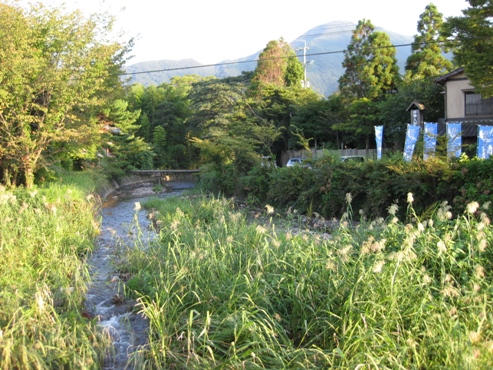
[{"left": 84, "top": 182, "right": 194, "bottom": 369}]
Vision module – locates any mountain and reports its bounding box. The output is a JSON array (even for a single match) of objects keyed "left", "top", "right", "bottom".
[{"left": 124, "top": 21, "right": 414, "bottom": 97}]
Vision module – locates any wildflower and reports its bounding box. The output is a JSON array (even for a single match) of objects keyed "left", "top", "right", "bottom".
[
  {"left": 437, "top": 240, "right": 447, "bottom": 252},
  {"left": 372, "top": 260, "right": 385, "bottom": 273},
  {"left": 337, "top": 245, "right": 353, "bottom": 262},
  {"left": 345, "top": 193, "right": 352, "bottom": 204},
  {"left": 170, "top": 219, "right": 180, "bottom": 231},
  {"left": 441, "top": 285, "right": 459, "bottom": 298},
  {"left": 265, "top": 204, "right": 274, "bottom": 214},
  {"left": 407, "top": 192, "right": 414, "bottom": 204},
  {"left": 423, "top": 274, "right": 432, "bottom": 285},
  {"left": 134, "top": 202, "right": 141, "bottom": 211},
  {"left": 469, "top": 331, "right": 481, "bottom": 344},
  {"left": 326, "top": 260, "right": 337, "bottom": 271},
  {"left": 467, "top": 201, "right": 480, "bottom": 214},
  {"left": 482, "top": 201, "right": 491, "bottom": 210},
  {"left": 256, "top": 225, "right": 266, "bottom": 234},
  {"left": 475, "top": 265, "right": 485, "bottom": 279},
  {"left": 391, "top": 217, "right": 399, "bottom": 224},
  {"left": 417, "top": 223, "right": 425, "bottom": 233},
  {"left": 449, "top": 307, "right": 458, "bottom": 317},
  {"left": 226, "top": 235, "right": 234, "bottom": 244},
  {"left": 478, "top": 238, "right": 487, "bottom": 252},
  {"left": 480, "top": 212, "right": 491, "bottom": 226}
]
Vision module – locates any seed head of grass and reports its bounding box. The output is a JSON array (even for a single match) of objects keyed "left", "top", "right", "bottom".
[
  {"left": 407, "top": 192, "right": 414, "bottom": 204},
  {"left": 467, "top": 201, "right": 480, "bottom": 215},
  {"left": 372, "top": 260, "right": 385, "bottom": 273},
  {"left": 387, "top": 203, "right": 398, "bottom": 216}
]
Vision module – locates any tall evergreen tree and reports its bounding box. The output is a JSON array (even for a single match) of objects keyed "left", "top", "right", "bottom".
[
  {"left": 405, "top": 3, "right": 453, "bottom": 79},
  {"left": 442, "top": 0, "right": 493, "bottom": 97},
  {"left": 338, "top": 20, "right": 399, "bottom": 101}
]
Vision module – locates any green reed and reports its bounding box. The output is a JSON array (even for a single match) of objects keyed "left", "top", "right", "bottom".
[
  {"left": 121, "top": 194, "right": 493, "bottom": 369},
  {"left": 0, "top": 179, "right": 110, "bottom": 369}
]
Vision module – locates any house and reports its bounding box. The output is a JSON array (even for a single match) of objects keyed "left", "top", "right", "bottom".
[{"left": 435, "top": 68, "right": 493, "bottom": 142}]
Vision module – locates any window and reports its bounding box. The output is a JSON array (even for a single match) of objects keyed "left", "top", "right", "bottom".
[{"left": 465, "top": 92, "right": 493, "bottom": 117}]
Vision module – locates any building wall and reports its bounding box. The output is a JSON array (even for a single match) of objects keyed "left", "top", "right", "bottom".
[{"left": 445, "top": 72, "right": 473, "bottom": 120}]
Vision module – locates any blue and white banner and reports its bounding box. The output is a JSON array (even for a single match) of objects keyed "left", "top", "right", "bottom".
[
  {"left": 403, "top": 124, "right": 420, "bottom": 162},
  {"left": 478, "top": 125, "right": 493, "bottom": 159},
  {"left": 447, "top": 122, "right": 462, "bottom": 158},
  {"left": 375, "top": 125, "right": 383, "bottom": 160},
  {"left": 423, "top": 122, "right": 438, "bottom": 160}
]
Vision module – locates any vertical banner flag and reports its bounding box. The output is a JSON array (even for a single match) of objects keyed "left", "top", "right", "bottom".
[
  {"left": 375, "top": 125, "right": 383, "bottom": 160},
  {"left": 423, "top": 122, "right": 438, "bottom": 160},
  {"left": 447, "top": 122, "right": 462, "bottom": 158},
  {"left": 478, "top": 125, "right": 493, "bottom": 159},
  {"left": 403, "top": 124, "right": 420, "bottom": 162}
]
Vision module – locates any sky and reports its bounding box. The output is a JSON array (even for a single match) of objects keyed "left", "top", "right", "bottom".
[{"left": 19, "top": 0, "right": 469, "bottom": 65}]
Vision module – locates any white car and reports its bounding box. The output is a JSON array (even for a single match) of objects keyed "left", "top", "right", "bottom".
[{"left": 286, "top": 158, "right": 304, "bottom": 167}]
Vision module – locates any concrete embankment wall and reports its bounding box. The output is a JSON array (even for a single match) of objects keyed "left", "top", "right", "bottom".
[{"left": 96, "top": 174, "right": 154, "bottom": 201}]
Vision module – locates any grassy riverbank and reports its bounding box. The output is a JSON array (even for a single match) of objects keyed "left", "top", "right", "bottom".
[
  {"left": 121, "top": 193, "right": 493, "bottom": 369},
  {"left": 0, "top": 171, "right": 110, "bottom": 369}
]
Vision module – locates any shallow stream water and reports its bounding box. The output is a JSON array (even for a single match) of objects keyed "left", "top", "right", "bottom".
[{"left": 84, "top": 182, "right": 194, "bottom": 369}]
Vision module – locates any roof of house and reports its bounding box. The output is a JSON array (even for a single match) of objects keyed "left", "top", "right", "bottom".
[{"left": 435, "top": 67, "right": 465, "bottom": 85}]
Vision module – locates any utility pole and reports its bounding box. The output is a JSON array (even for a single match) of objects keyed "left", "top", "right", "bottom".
[{"left": 296, "top": 40, "right": 311, "bottom": 88}]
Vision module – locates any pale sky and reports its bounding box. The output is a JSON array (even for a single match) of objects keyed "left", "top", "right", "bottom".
[{"left": 19, "top": 0, "right": 469, "bottom": 65}]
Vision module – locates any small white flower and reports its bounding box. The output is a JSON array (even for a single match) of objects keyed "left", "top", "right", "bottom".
[
  {"left": 265, "top": 204, "right": 274, "bottom": 214},
  {"left": 134, "top": 202, "right": 141, "bottom": 211}
]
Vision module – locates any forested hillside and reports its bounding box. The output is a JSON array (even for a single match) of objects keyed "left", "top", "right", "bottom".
[{"left": 125, "top": 21, "right": 414, "bottom": 96}]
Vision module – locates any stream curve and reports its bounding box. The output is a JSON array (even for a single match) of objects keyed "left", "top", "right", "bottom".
[{"left": 85, "top": 182, "right": 194, "bottom": 369}]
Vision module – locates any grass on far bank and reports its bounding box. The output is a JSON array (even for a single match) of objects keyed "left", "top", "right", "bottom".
[{"left": 120, "top": 192, "right": 493, "bottom": 369}]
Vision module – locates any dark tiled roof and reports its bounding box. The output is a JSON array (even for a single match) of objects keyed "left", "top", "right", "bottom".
[{"left": 437, "top": 119, "right": 493, "bottom": 137}]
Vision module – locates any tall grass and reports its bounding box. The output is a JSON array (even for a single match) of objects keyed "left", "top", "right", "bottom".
[
  {"left": 120, "top": 194, "right": 493, "bottom": 369},
  {"left": 0, "top": 176, "right": 110, "bottom": 369}
]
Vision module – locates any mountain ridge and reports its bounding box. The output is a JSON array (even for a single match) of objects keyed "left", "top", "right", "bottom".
[{"left": 124, "top": 21, "right": 414, "bottom": 96}]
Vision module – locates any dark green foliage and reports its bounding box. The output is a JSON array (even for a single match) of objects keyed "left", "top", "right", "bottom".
[
  {"left": 222, "top": 155, "right": 493, "bottom": 221},
  {"left": 266, "top": 166, "right": 316, "bottom": 210},
  {"left": 447, "top": 157, "right": 493, "bottom": 213},
  {"left": 196, "top": 163, "right": 238, "bottom": 197}
]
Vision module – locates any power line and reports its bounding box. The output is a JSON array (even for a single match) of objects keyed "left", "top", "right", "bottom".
[{"left": 120, "top": 41, "right": 429, "bottom": 78}]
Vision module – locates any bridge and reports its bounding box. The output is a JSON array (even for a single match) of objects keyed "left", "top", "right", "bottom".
[{"left": 129, "top": 170, "right": 201, "bottom": 185}]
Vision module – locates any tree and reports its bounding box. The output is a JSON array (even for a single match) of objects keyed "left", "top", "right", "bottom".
[
  {"left": 378, "top": 77, "right": 445, "bottom": 148},
  {"left": 252, "top": 39, "right": 304, "bottom": 88},
  {"left": 442, "top": 0, "right": 493, "bottom": 97},
  {"left": 100, "top": 99, "right": 153, "bottom": 173},
  {"left": 339, "top": 20, "right": 399, "bottom": 101},
  {"left": 290, "top": 97, "right": 344, "bottom": 149},
  {"left": 0, "top": 2, "right": 129, "bottom": 187},
  {"left": 405, "top": 3, "right": 453, "bottom": 79}
]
